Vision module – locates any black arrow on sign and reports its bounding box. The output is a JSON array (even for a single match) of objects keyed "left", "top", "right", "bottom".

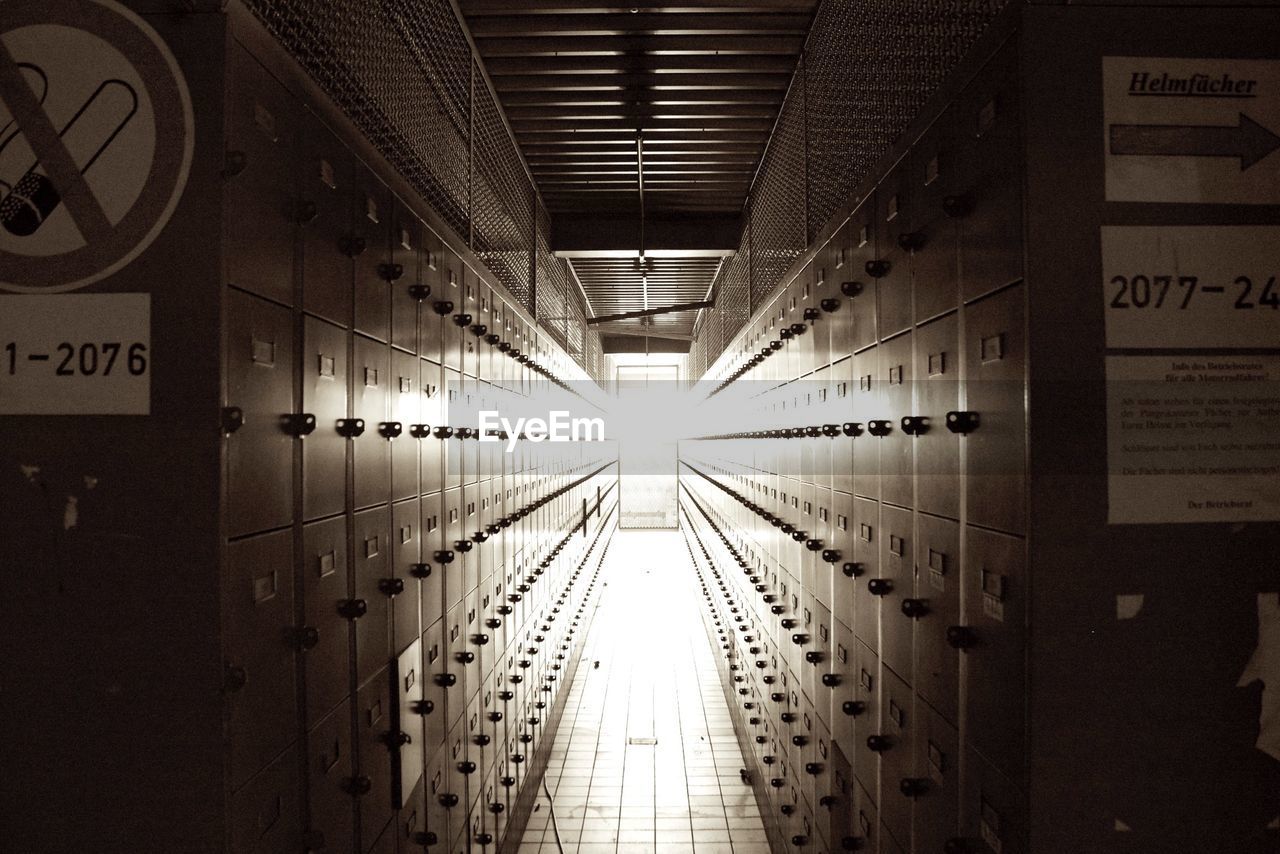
[{"left": 1109, "top": 113, "right": 1280, "bottom": 171}]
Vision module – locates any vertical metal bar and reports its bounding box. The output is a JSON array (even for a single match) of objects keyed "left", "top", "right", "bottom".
[{"left": 468, "top": 57, "right": 475, "bottom": 250}]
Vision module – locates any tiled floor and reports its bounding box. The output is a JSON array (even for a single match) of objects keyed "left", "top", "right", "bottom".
[{"left": 517, "top": 530, "right": 770, "bottom": 854}]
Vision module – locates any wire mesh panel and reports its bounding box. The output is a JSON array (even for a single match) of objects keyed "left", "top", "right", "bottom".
[
  {"left": 804, "top": 0, "right": 1010, "bottom": 241},
  {"left": 245, "top": 0, "right": 472, "bottom": 239},
  {"left": 535, "top": 229, "right": 570, "bottom": 352},
  {"left": 473, "top": 67, "right": 535, "bottom": 310},
  {"left": 748, "top": 69, "right": 808, "bottom": 312}
]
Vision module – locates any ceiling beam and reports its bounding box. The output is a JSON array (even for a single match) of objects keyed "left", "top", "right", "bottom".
[
  {"left": 484, "top": 54, "right": 798, "bottom": 74},
  {"left": 475, "top": 34, "right": 805, "bottom": 56},
  {"left": 491, "top": 72, "right": 791, "bottom": 90},
  {"left": 552, "top": 213, "right": 741, "bottom": 252},
  {"left": 460, "top": 0, "right": 817, "bottom": 14},
  {"left": 466, "top": 12, "right": 811, "bottom": 36}
]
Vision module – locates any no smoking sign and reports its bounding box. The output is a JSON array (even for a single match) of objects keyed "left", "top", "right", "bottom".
[{"left": 0, "top": 0, "right": 193, "bottom": 292}]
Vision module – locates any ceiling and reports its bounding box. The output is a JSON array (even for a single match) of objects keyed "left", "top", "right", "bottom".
[{"left": 458, "top": 0, "right": 818, "bottom": 345}]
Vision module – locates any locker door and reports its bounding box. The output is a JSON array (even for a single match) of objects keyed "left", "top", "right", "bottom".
[
  {"left": 828, "top": 745, "right": 856, "bottom": 853},
  {"left": 831, "top": 494, "right": 856, "bottom": 632},
  {"left": 354, "top": 505, "right": 392, "bottom": 685},
  {"left": 852, "top": 498, "right": 879, "bottom": 652},
  {"left": 398, "top": 778, "right": 429, "bottom": 852},
  {"left": 226, "top": 291, "right": 294, "bottom": 538},
  {"left": 832, "top": 359, "right": 855, "bottom": 496},
  {"left": 443, "top": 369, "right": 463, "bottom": 491},
  {"left": 440, "top": 254, "right": 463, "bottom": 372},
  {"left": 874, "top": 159, "right": 913, "bottom": 341},
  {"left": 352, "top": 165, "right": 391, "bottom": 343},
  {"left": 419, "top": 233, "right": 445, "bottom": 364},
  {"left": 962, "top": 526, "right": 1026, "bottom": 782},
  {"left": 422, "top": 619, "right": 450, "bottom": 759},
  {"left": 963, "top": 284, "right": 1025, "bottom": 536},
  {"left": 230, "top": 746, "right": 302, "bottom": 854},
  {"left": 910, "top": 111, "right": 961, "bottom": 325},
  {"left": 840, "top": 203, "right": 878, "bottom": 354},
  {"left": 356, "top": 668, "right": 395, "bottom": 853},
  {"left": 851, "top": 350, "right": 879, "bottom": 501},
  {"left": 957, "top": 45, "right": 1024, "bottom": 304},
  {"left": 420, "top": 361, "right": 444, "bottom": 497},
  {"left": 353, "top": 336, "right": 391, "bottom": 510},
  {"left": 914, "top": 513, "right": 960, "bottom": 727},
  {"left": 392, "top": 498, "right": 422, "bottom": 655},
  {"left": 225, "top": 44, "right": 295, "bottom": 307},
  {"left": 852, "top": 641, "right": 880, "bottom": 798},
  {"left": 829, "top": 621, "right": 859, "bottom": 766},
  {"left": 878, "top": 668, "right": 915, "bottom": 852},
  {"left": 302, "top": 516, "right": 350, "bottom": 727},
  {"left": 391, "top": 351, "right": 420, "bottom": 502},
  {"left": 914, "top": 705, "right": 960, "bottom": 854},
  {"left": 913, "top": 315, "right": 960, "bottom": 521},
  {"left": 878, "top": 333, "right": 913, "bottom": 510},
  {"left": 226, "top": 529, "right": 296, "bottom": 789},
  {"left": 395, "top": 640, "right": 426, "bottom": 809},
  {"left": 390, "top": 202, "right": 422, "bottom": 354},
  {"left": 812, "top": 259, "right": 836, "bottom": 369},
  {"left": 962, "top": 745, "right": 1026, "bottom": 854},
  {"left": 878, "top": 504, "right": 914, "bottom": 685},
  {"left": 420, "top": 498, "right": 444, "bottom": 627},
  {"left": 425, "top": 751, "right": 453, "bottom": 852},
  {"left": 306, "top": 699, "right": 354, "bottom": 854},
  {"left": 300, "top": 111, "right": 352, "bottom": 325},
  {"left": 303, "top": 317, "right": 348, "bottom": 522}
]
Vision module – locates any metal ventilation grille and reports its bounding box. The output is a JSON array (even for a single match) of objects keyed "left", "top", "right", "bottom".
[
  {"left": 244, "top": 0, "right": 473, "bottom": 240},
  {"left": 748, "top": 68, "right": 808, "bottom": 314}
]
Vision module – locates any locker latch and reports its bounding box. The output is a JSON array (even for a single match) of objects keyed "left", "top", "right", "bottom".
[
  {"left": 946, "top": 410, "right": 980, "bottom": 434},
  {"left": 901, "top": 416, "right": 929, "bottom": 436},
  {"left": 336, "top": 418, "right": 365, "bottom": 438}
]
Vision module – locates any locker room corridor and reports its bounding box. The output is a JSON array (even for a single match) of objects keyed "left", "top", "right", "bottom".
[{"left": 519, "top": 530, "right": 768, "bottom": 854}]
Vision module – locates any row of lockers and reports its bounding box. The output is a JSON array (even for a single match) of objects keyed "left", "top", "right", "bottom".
[
  {"left": 226, "top": 287, "right": 607, "bottom": 540},
  {"left": 691, "top": 281, "right": 1025, "bottom": 536},
  {"left": 703, "top": 46, "right": 1022, "bottom": 393},
  {"left": 224, "top": 41, "right": 585, "bottom": 388},
  {"left": 682, "top": 480, "right": 1020, "bottom": 854},
  {"left": 231, "top": 489, "right": 618, "bottom": 854}
]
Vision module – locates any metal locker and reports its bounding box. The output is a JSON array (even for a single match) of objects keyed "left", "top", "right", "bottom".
[
  {"left": 832, "top": 359, "right": 855, "bottom": 496},
  {"left": 425, "top": 751, "right": 454, "bottom": 854},
  {"left": 963, "top": 284, "right": 1025, "bottom": 536},
  {"left": 389, "top": 201, "right": 422, "bottom": 355},
  {"left": 421, "top": 619, "right": 450, "bottom": 758},
  {"left": 811, "top": 261, "right": 834, "bottom": 369},
  {"left": 353, "top": 505, "right": 392, "bottom": 686},
  {"left": 831, "top": 493, "right": 856, "bottom": 632},
  {"left": 230, "top": 745, "right": 302, "bottom": 854},
  {"left": 392, "top": 498, "right": 422, "bottom": 655},
  {"left": 300, "top": 111, "right": 353, "bottom": 325},
  {"left": 395, "top": 640, "right": 426, "bottom": 809},
  {"left": 444, "top": 719, "right": 469, "bottom": 831},
  {"left": 878, "top": 667, "right": 915, "bottom": 852},
  {"left": 420, "top": 498, "right": 444, "bottom": 627},
  {"left": 794, "top": 273, "right": 817, "bottom": 377},
  {"left": 909, "top": 109, "right": 962, "bottom": 325},
  {"left": 225, "top": 44, "right": 295, "bottom": 308},
  {"left": 878, "top": 504, "right": 914, "bottom": 685},
  {"left": 351, "top": 165, "right": 391, "bottom": 343},
  {"left": 303, "top": 316, "right": 348, "bottom": 522},
  {"left": 474, "top": 582, "right": 496, "bottom": 681},
  {"left": 913, "top": 314, "right": 960, "bottom": 521},
  {"left": 306, "top": 699, "right": 354, "bottom": 854},
  {"left": 440, "top": 255, "right": 463, "bottom": 372},
  {"left": 420, "top": 361, "right": 444, "bottom": 498},
  {"left": 828, "top": 745, "right": 856, "bottom": 853},
  {"left": 878, "top": 333, "right": 914, "bottom": 510},
  {"left": 914, "top": 704, "right": 960, "bottom": 854},
  {"left": 353, "top": 335, "right": 391, "bottom": 510},
  {"left": 443, "top": 602, "right": 467, "bottom": 724},
  {"left": 356, "top": 667, "right": 395, "bottom": 853},
  {"left": 398, "top": 778, "right": 429, "bottom": 852},
  {"left": 461, "top": 492, "right": 480, "bottom": 596},
  {"left": 226, "top": 529, "right": 296, "bottom": 790},
  {"left": 460, "top": 270, "right": 480, "bottom": 379},
  {"left": 875, "top": 158, "right": 914, "bottom": 341},
  {"left": 914, "top": 513, "right": 961, "bottom": 727},
  {"left": 301, "top": 516, "right": 350, "bottom": 727},
  {"left": 391, "top": 351, "right": 420, "bottom": 502},
  {"left": 962, "top": 526, "right": 1026, "bottom": 782},
  {"left": 829, "top": 620, "right": 858, "bottom": 765},
  {"left": 957, "top": 45, "right": 1024, "bottom": 304},
  {"left": 851, "top": 349, "right": 879, "bottom": 501},
  {"left": 851, "top": 640, "right": 880, "bottom": 798},
  {"left": 961, "top": 744, "right": 1025, "bottom": 854},
  {"left": 462, "top": 588, "right": 482, "bottom": 692},
  {"left": 852, "top": 498, "right": 879, "bottom": 652},
  {"left": 419, "top": 234, "right": 445, "bottom": 364},
  {"left": 852, "top": 782, "right": 881, "bottom": 854},
  {"left": 226, "top": 290, "right": 294, "bottom": 538},
  {"left": 443, "top": 369, "right": 463, "bottom": 491}
]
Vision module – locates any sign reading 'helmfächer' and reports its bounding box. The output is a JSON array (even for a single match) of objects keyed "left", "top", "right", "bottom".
[{"left": 1104, "top": 57, "right": 1280, "bottom": 204}]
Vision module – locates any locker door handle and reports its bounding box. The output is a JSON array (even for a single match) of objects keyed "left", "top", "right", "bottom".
[
  {"left": 485, "top": 334, "right": 500, "bottom": 345},
  {"left": 474, "top": 834, "right": 493, "bottom": 847},
  {"left": 789, "top": 323, "right": 807, "bottom": 336},
  {"left": 806, "top": 539, "right": 823, "bottom": 551},
  {"left": 867, "top": 579, "right": 892, "bottom": 596},
  {"left": 412, "top": 700, "right": 434, "bottom": 715},
  {"left": 822, "top": 549, "right": 841, "bottom": 563},
  {"left": 346, "top": 775, "right": 373, "bottom": 796},
  {"left": 488, "top": 801, "right": 505, "bottom": 814},
  {"left": 946, "top": 410, "right": 980, "bottom": 434},
  {"left": 378, "top": 421, "right": 403, "bottom": 439},
  {"left": 336, "top": 418, "right": 365, "bottom": 438},
  {"left": 338, "top": 598, "right": 367, "bottom": 620},
  {"left": 220, "top": 407, "right": 244, "bottom": 435},
  {"left": 497, "top": 690, "right": 513, "bottom": 701},
  {"left": 431, "top": 300, "right": 454, "bottom": 316},
  {"left": 408, "top": 283, "right": 432, "bottom": 301},
  {"left": 867, "top": 420, "right": 893, "bottom": 437},
  {"left": 378, "top": 263, "right": 404, "bottom": 282},
  {"left": 433, "top": 550, "right": 454, "bottom": 564},
  {"left": 822, "top": 424, "right": 841, "bottom": 437},
  {"left": 804, "top": 762, "right": 823, "bottom": 775},
  {"left": 452, "top": 314, "right": 472, "bottom": 327},
  {"left": 842, "top": 562, "right": 864, "bottom": 578},
  {"left": 284, "top": 413, "right": 317, "bottom": 437},
  {"left": 842, "top": 422, "right": 864, "bottom": 437},
  {"left": 455, "top": 651, "right": 474, "bottom": 664},
  {"left": 791, "top": 836, "right": 809, "bottom": 847},
  {"left": 412, "top": 831, "right": 438, "bottom": 846},
  {"left": 339, "top": 235, "right": 366, "bottom": 257},
  {"left": 470, "top": 324, "right": 487, "bottom": 337},
  {"left": 433, "top": 673, "right": 456, "bottom": 687},
  {"left": 805, "top": 651, "right": 823, "bottom": 664},
  {"left": 842, "top": 700, "right": 866, "bottom": 717},
  {"left": 897, "top": 232, "right": 927, "bottom": 252},
  {"left": 821, "top": 298, "right": 841, "bottom": 313},
  {"left": 384, "top": 730, "right": 412, "bottom": 748},
  {"left": 946, "top": 625, "right": 977, "bottom": 649},
  {"left": 791, "top": 633, "right": 809, "bottom": 645},
  {"left": 803, "top": 308, "right": 821, "bottom": 322},
  {"left": 409, "top": 423, "right": 431, "bottom": 439},
  {"left": 454, "top": 539, "right": 473, "bottom": 552},
  {"left": 433, "top": 426, "right": 453, "bottom": 439},
  {"left": 291, "top": 625, "right": 320, "bottom": 651},
  {"left": 821, "top": 673, "right": 841, "bottom": 688},
  {"left": 487, "top": 711, "right": 503, "bottom": 722},
  {"left": 780, "top": 712, "right": 797, "bottom": 723},
  {"left": 901, "top": 598, "right": 929, "bottom": 618},
  {"left": 840, "top": 280, "right": 864, "bottom": 297},
  {"left": 864, "top": 259, "right": 890, "bottom": 278},
  {"left": 899, "top": 778, "right": 930, "bottom": 798},
  {"left": 437, "top": 793, "right": 459, "bottom": 808},
  {"left": 900, "top": 416, "right": 928, "bottom": 436},
  {"left": 457, "top": 761, "right": 477, "bottom": 774},
  {"left": 866, "top": 735, "right": 892, "bottom": 752}
]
